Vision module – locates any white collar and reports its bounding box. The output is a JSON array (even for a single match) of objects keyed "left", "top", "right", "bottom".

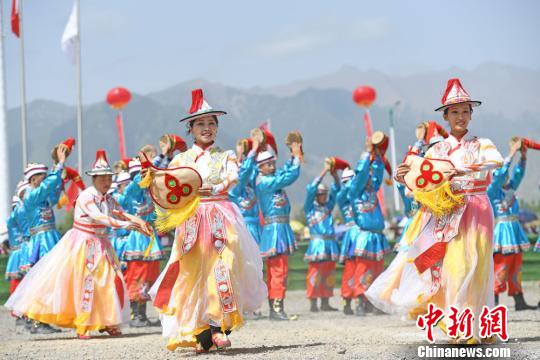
[{"left": 192, "top": 143, "right": 216, "bottom": 155}]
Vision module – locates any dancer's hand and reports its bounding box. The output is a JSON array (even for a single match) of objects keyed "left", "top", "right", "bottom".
[
  {"left": 56, "top": 146, "right": 68, "bottom": 163},
  {"left": 394, "top": 164, "right": 410, "bottom": 183},
  {"left": 290, "top": 142, "right": 302, "bottom": 158},
  {"left": 198, "top": 185, "right": 213, "bottom": 197}
]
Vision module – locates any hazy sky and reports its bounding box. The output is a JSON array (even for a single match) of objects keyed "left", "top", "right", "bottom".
[{"left": 2, "top": 0, "right": 539, "bottom": 107}]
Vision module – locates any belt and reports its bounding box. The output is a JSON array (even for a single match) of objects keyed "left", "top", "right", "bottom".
[
  {"left": 495, "top": 215, "right": 519, "bottom": 224},
  {"left": 452, "top": 179, "right": 488, "bottom": 195},
  {"left": 200, "top": 195, "right": 229, "bottom": 203},
  {"left": 29, "top": 223, "right": 56, "bottom": 236},
  {"left": 73, "top": 221, "right": 110, "bottom": 237},
  {"left": 311, "top": 234, "right": 335, "bottom": 240},
  {"left": 264, "top": 215, "right": 290, "bottom": 224}
]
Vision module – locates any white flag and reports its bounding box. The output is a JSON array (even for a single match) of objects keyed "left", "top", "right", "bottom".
[{"left": 61, "top": 2, "right": 78, "bottom": 64}]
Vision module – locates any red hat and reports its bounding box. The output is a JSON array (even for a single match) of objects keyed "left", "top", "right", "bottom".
[
  {"left": 180, "top": 89, "right": 226, "bottom": 123},
  {"left": 522, "top": 138, "right": 540, "bottom": 151},
  {"left": 161, "top": 134, "right": 188, "bottom": 153},
  {"left": 62, "top": 137, "right": 76, "bottom": 152},
  {"left": 86, "top": 150, "right": 114, "bottom": 176},
  {"left": 435, "top": 78, "right": 481, "bottom": 112},
  {"left": 261, "top": 128, "right": 278, "bottom": 156},
  {"left": 422, "top": 121, "right": 448, "bottom": 144},
  {"left": 51, "top": 137, "right": 76, "bottom": 163},
  {"left": 326, "top": 157, "right": 350, "bottom": 172},
  {"left": 237, "top": 138, "right": 253, "bottom": 156}
]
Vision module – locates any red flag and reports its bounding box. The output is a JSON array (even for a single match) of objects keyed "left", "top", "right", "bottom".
[
  {"left": 11, "top": 0, "right": 20, "bottom": 37},
  {"left": 115, "top": 113, "right": 127, "bottom": 159}
]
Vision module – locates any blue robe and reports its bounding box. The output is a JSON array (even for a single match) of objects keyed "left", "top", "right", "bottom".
[{"left": 5, "top": 205, "right": 24, "bottom": 280}]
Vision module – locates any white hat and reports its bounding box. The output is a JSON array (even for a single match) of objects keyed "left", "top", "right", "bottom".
[
  {"left": 256, "top": 151, "right": 276, "bottom": 166},
  {"left": 341, "top": 168, "right": 355, "bottom": 182},
  {"left": 316, "top": 183, "right": 329, "bottom": 194},
  {"left": 11, "top": 195, "right": 19, "bottom": 207},
  {"left": 24, "top": 163, "right": 48, "bottom": 181},
  {"left": 16, "top": 180, "right": 30, "bottom": 199},
  {"left": 116, "top": 171, "right": 131, "bottom": 185},
  {"left": 128, "top": 159, "right": 141, "bottom": 174},
  {"left": 86, "top": 149, "right": 114, "bottom": 176}
]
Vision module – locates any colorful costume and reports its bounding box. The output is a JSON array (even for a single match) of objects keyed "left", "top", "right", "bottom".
[
  {"left": 366, "top": 78, "right": 504, "bottom": 342},
  {"left": 6, "top": 151, "right": 131, "bottom": 337},
  {"left": 229, "top": 150, "right": 262, "bottom": 245},
  {"left": 395, "top": 183, "right": 419, "bottom": 252},
  {"left": 23, "top": 163, "right": 63, "bottom": 265},
  {"left": 304, "top": 178, "right": 339, "bottom": 306},
  {"left": 488, "top": 154, "right": 534, "bottom": 309},
  {"left": 5, "top": 198, "right": 24, "bottom": 293},
  {"left": 149, "top": 89, "right": 266, "bottom": 352},
  {"left": 347, "top": 152, "right": 390, "bottom": 307},
  {"left": 255, "top": 151, "right": 301, "bottom": 318},
  {"left": 336, "top": 169, "right": 363, "bottom": 312}
]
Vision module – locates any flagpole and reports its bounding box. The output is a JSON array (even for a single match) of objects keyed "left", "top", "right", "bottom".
[
  {"left": 75, "top": 0, "right": 83, "bottom": 174},
  {"left": 0, "top": 0, "right": 11, "bottom": 224},
  {"left": 18, "top": 0, "right": 28, "bottom": 169}
]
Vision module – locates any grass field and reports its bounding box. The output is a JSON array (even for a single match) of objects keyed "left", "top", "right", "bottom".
[{"left": 1, "top": 238, "right": 539, "bottom": 304}]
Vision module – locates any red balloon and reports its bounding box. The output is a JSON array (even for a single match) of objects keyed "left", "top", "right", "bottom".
[
  {"left": 106, "top": 87, "right": 132, "bottom": 110},
  {"left": 352, "top": 86, "right": 376, "bottom": 107}
]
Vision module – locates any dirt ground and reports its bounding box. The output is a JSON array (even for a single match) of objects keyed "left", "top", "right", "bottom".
[{"left": 1, "top": 282, "right": 539, "bottom": 360}]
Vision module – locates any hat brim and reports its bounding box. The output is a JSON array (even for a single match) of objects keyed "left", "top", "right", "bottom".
[
  {"left": 85, "top": 169, "right": 115, "bottom": 176},
  {"left": 179, "top": 110, "right": 227, "bottom": 123},
  {"left": 435, "top": 100, "right": 481, "bottom": 112}
]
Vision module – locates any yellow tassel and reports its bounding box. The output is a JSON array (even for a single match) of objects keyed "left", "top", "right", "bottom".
[
  {"left": 413, "top": 181, "right": 464, "bottom": 217},
  {"left": 221, "top": 310, "right": 244, "bottom": 333},
  {"left": 154, "top": 196, "right": 200, "bottom": 233},
  {"left": 57, "top": 193, "right": 68, "bottom": 209},
  {"left": 143, "top": 231, "right": 155, "bottom": 258},
  {"left": 138, "top": 170, "right": 153, "bottom": 189}
]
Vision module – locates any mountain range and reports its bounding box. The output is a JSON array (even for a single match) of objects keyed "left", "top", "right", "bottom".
[{"left": 6, "top": 63, "right": 540, "bottom": 213}]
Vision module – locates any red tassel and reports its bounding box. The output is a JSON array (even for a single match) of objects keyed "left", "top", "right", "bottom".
[
  {"left": 115, "top": 114, "right": 127, "bottom": 159},
  {"left": 189, "top": 89, "right": 204, "bottom": 114},
  {"left": 114, "top": 274, "right": 125, "bottom": 309}
]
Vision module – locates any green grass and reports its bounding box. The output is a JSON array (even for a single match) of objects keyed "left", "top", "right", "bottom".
[{"left": 2, "top": 238, "right": 539, "bottom": 304}]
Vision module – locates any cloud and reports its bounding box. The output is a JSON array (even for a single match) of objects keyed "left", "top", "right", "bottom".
[{"left": 254, "top": 16, "right": 390, "bottom": 58}]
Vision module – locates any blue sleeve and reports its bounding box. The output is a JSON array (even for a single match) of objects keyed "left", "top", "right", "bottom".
[
  {"left": 6, "top": 210, "right": 17, "bottom": 245},
  {"left": 327, "top": 181, "right": 340, "bottom": 211},
  {"left": 230, "top": 152, "right": 256, "bottom": 199},
  {"left": 397, "top": 183, "right": 412, "bottom": 214},
  {"left": 258, "top": 158, "right": 301, "bottom": 194},
  {"left": 336, "top": 185, "right": 349, "bottom": 208},
  {"left": 369, "top": 157, "right": 384, "bottom": 192},
  {"left": 123, "top": 173, "right": 144, "bottom": 200},
  {"left": 48, "top": 177, "right": 64, "bottom": 206},
  {"left": 508, "top": 158, "right": 526, "bottom": 191},
  {"left": 24, "top": 166, "right": 64, "bottom": 208},
  {"left": 304, "top": 177, "right": 320, "bottom": 214},
  {"left": 487, "top": 159, "right": 510, "bottom": 198},
  {"left": 348, "top": 153, "right": 371, "bottom": 200}
]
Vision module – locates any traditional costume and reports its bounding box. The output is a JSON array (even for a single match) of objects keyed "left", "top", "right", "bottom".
[
  {"left": 336, "top": 168, "right": 363, "bottom": 315},
  {"left": 148, "top": 89, "right": 266, "bottom": 353},
  {"left": 5, "top": 150, "right": 133, "bottom": 338},
  {"left": 304, "top": 177, "right": 340, "bottom": 312},
  {"left": 366, "top": 78, "right": 504, "bottom": 343},
  {"left": 23, "top": 163, "right": 62, "bottom": 266},
  {"left": 488, "top": 151, "right": 535, "bottom": 310},
  {"left": 255, "top": 150, "right": 301, "bottom": 320},
  {"left": 122, "top": 160, "right": 165, "bottom": 327},
  {"left": 5, "top": 195, "right": 24, "bottom": 293},
  {"left": 229, "top": 149, "right": 262, "bottom": 245},
  {"left": 110, "top": 171, "right": 132, "bottom": 270}
]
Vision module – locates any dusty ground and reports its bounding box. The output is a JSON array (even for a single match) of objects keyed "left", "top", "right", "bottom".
[{"left": 1, "top": 283, "right": 539, "bottom": 360}]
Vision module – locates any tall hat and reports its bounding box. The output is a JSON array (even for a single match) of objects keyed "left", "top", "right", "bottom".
[
  {"left": 435, "top": 78, "right": 481, "bottom": 112},
  {"left": 51, "top": 137, "right": 76, "bottom": 164},
  {"left": 128, "top": 158, "right": 142, "bottom": 175},
  {"left": 16, "top": 180, "right": 30, "bottom": 199},
  {"left": 85, "top": 149, "right": 114, "bottom": 176},
  {"left": 160, "top": 134, "right": 188, "bottom": 153},
  {"left": 341, "top": 168, "right": 355, "bottom": 182},
  {"left": 316, "top": 183, "right": 329, "bottom": 194},
  {"left": 325, "top": 156, "right": 350, "bottom": 172},
  {"left": 180, "top": 89, "right": 226, "bottom": 123},
  {"left": 251, "top": 127, "right": 278, "bottom": 155},
  {"left": 256, "top": 151, "right": 276, "bottom": 166},
  {"left": 24, "top": 163, "right": 48, "bottom": 181}
]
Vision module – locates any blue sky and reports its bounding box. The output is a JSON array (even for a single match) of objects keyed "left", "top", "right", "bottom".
[{"left": 2, "top": 0, "right": 539, "bottom": 107}]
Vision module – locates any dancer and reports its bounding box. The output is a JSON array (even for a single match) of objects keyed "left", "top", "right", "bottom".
[
  {"left": 255, "top": 138, "right": 303, "bottom": 320},
  {"left": 366, "top": 78, "right": 504, "bottom": 344},
  {"left": 6, "top": 150, "right": 145, "bottom": 339},
  {"left": 148, "top": 89, "right": 267, "bottom": 353},
  {"left": 304, "top": 161, "right": 340, "bottom": 312},
  {"left": 488, "top": 138, "right": 535, "bottom": 310}
]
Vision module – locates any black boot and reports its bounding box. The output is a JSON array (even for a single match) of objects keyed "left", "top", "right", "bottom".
[
  {"left": 30, "top": 321, "right": 59, "bottom": 334},
  {"left": 494, "top": 294, "right": 499, "bottom": 306},
  {"left": 310, "top": 298, "right": 319, "bottom": 312},
  {"left": 129, "top": 301, "right": 145, "bottom": 327},
  {"left": 269, "top": 298, "right": 289, "bottom": 320},
  {"left": 355, "top": 296, "right": 366, "bottom": 316},
  {"left": 320, "top": 298, "right": 338, "bottom": 311},
  {"left": 343, "top": 298, "right": 354, "bottom": 315},
  {"left": 513, "top": 293, "right": 537, "bottom": 311},
  {"left": 138, "top": 302, "right": 160, "bottom": 326}
]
